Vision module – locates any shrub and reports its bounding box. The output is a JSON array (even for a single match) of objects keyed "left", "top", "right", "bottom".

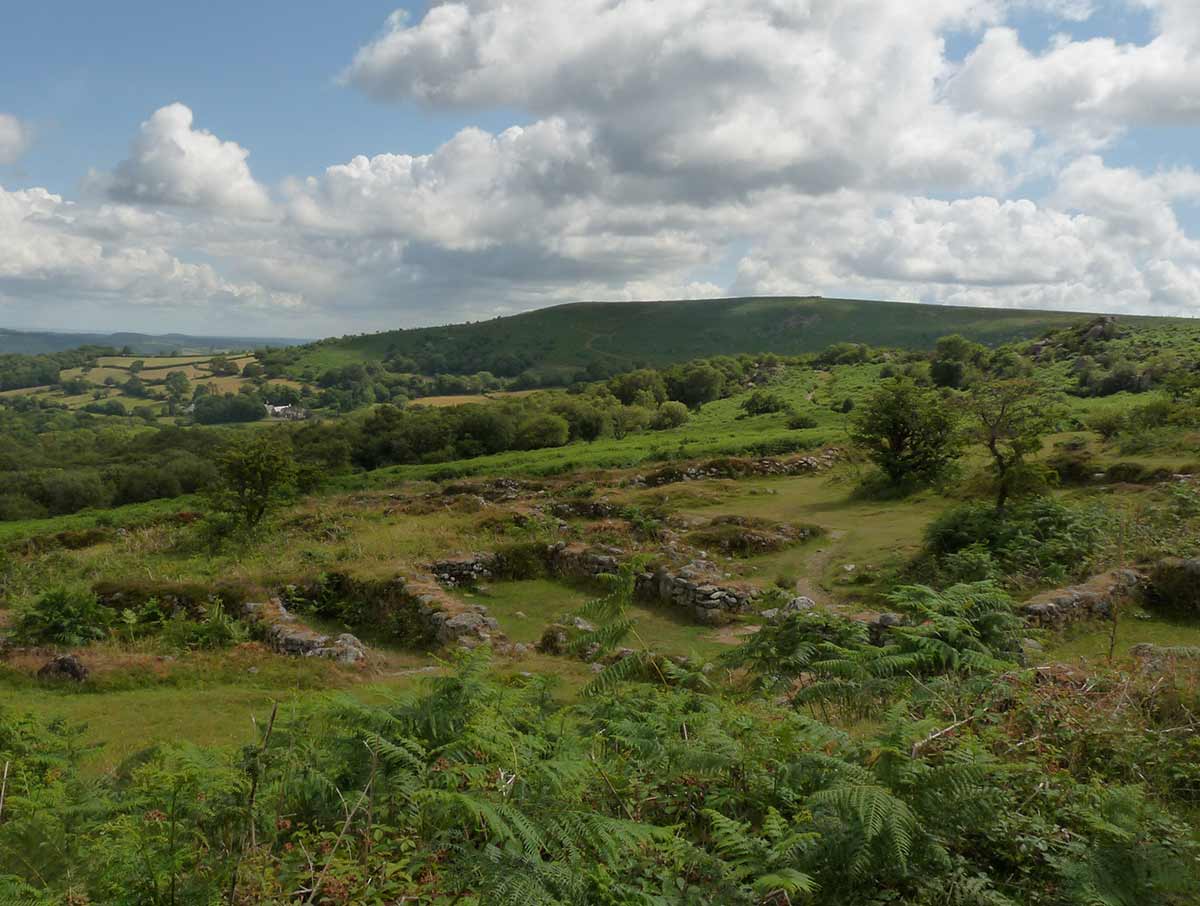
[
  {"left": 1105, "top": 462, "right": 1168, "bottom": 484},
  {"left": 787, "top": 412, "right": 819, "bottom": 430},
  {"left": 740, "top": 390, "right": 790, "bottom": 416},
  {"left": 1087, "top": 410, "right": 1127, "bottom": 441},
  {"left": 13, "top": 587, "right": 111, "bottom": 646},
  {"left": 492, "top": 543, "right": 549, "bottom": 579},
  {"left": 923, "top": 498, "right": 1104, "bottom": 585},
  {"left": 652, "top": 401, "right": 690, "bottom": 430},
  {"left": 515, "top": 414, "right": 570, "bottom": 450},
  {"left": 1146, "top": 558, "right": 1200, "bottom": 618},
  {"left": 1046, "top": 449, "right": 1097, "bottom": 485},
  {"left": 160, "top": 602, "right": 247, "bottom": 650}
]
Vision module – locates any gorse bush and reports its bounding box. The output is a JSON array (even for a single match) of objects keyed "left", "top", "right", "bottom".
[{"left": 13, "top": 586, "right": 111, "bottom": 645}]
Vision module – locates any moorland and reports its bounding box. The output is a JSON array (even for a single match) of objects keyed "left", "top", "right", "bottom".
[{"left": 1, "top": 296, "right": 1199, "bottom": 905}]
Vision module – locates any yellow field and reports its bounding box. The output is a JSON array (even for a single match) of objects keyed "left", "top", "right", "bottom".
[
  {"left": 62, "top": 367, "right": 132, "bottom": 383},
  {"left": 96, "top": 355, "right": 211, "bottom": 368},
  {"left": 6, "top": 353, "right": 300, "bottom": 420},
  {"left": 410, "top": 390, "right": 541, "bottom": 408},
  {"left": 93, "top": 354, "right": 256, "bottom": 371}
]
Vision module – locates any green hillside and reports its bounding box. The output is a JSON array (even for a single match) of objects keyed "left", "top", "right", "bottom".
[
  {"left": 280, "top": 296, "right": 1179, "bottom": 379},
  {"left": 0, "top": 328, "right": 306, "bottom": 356}
]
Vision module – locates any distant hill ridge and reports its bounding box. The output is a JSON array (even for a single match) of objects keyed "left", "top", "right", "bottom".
[
  {"left": 280, "top": 296, "right": 1181, "bottom": 380},
  {"left": 0, "top": 328, "right": 307, "bottom": 356}
]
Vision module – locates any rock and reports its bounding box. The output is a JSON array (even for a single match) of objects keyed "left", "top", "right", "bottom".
[
  {"left": 1147, "top": 558, "right": 1200, "bottom": 616},
  {"left": 783, "top": 596, "right": 815, "bottom": 613},
  {"left": 868, "top": 612, "right": 905, "bottom": 646},
  {"left": 537, "top": 624, "right": 571, "bottom": 655},
  {"left": 514, "top": 611, "right": 527, "bottom": 619},
  {"left": 37, "top": 654, "right": 88, "bottom": 683},
  {"left": 570, "top": 616, "right": 596, "bottom": 632},
  {"left": 761, "top": 608, "right": 781, "bottom": 623}
]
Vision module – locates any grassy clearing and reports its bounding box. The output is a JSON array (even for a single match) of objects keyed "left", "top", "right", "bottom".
[
  {"left": 1046, "top": 612, "right": 1200, "bottom": 665},
  {"left": 461, "top": 578, "right": 738, "bottom": 657}
]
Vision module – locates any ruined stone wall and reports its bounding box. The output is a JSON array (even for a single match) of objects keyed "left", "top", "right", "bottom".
[{"left": 1019, "top": 569, "right": 1144, "bottom": 629}]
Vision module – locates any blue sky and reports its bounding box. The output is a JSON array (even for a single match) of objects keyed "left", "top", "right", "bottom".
[
  {"left": 0, "top": 1, "right": 519, "bottom": 194},
  {"left": 2, "top": 1, "right": 1199, "bottom": 336}
]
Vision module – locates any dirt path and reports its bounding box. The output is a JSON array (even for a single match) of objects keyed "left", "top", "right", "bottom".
[{"left": 793, "top": 529, "right": 846, "bottom": 606}]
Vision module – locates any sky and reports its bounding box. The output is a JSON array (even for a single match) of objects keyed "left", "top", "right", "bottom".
[{"left": 3, "top": 0, "right": 1200, "bottom": 338}]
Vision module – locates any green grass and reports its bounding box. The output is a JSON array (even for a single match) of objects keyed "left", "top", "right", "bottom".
[
  {"left": 0, "top": 496, "right": 200, "bottom": 546},
  {"left": 1046, "top": 612, "right": 1200, "bottom": 665},
  {"left": 460, "top": 579, "right": 746, "bottom": 658}
]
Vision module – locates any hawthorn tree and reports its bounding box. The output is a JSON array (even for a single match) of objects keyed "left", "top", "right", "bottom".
[
  {"left": 850, "top": 378, "right": 962, "bottom": 487},
  {"left": 163, "top": 370, "right": 192, "bottom": 415},
  {"left": 209, "top": 435, "right": 298, "bottom": 529},
  {"left": 967, "top": 379, "right": 1056, "bottom": 511}
]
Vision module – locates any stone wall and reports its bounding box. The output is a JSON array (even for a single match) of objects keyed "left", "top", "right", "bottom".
[
  {"left": 635, "top": 448, "right": 842, "bottom": 487},
  {"left": 1019, "top": 569, "right": 1144, "bottom": 629},
  {"left": 429, "top": 556, "right": 496, "bottom": 587},
  {"left": 242, "top": 600, "right": 367, "bottom": 664},
  {"left": 542, "top": 542, "right": 761, "bottom": 625}
]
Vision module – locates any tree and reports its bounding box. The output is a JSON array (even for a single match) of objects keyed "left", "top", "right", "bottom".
[
  {"left": 193, "top": 393, "right": 265, "bottom": 424},
  {"left": 515, "top": 413, "right": 570, "bottom": 450},
  {"left": 209, "top": 435, "right": 298, "bottom": 529},
  {"left": 740, "top": 390, "right": 790, "bottom": 416},
  {"left": 610, "top": 405, "right": 651, "bottom": 439},
  {"left": 652, "top": 401, "right": 689, "bottom": 429},
  {"left": 208, "top": 355, "right": 240, "bottom": 377},
  {"left": 930, "top": 335, "right": 986, "bottom": 389},
  {"left": 672, "top": 363, "right": 725, "bottom": 409},
  {"left": 849, "top": 378, "right": 962, "bottom": 486},
  {"left": 122, "top": 375, "right": 149, "bottom": 398},
  {"left": 966, "top": 379, "right": 1055, "bottom": 510},
  {"left": 164, "top": 371, "right": 192, "bottom": 414},
  {"left": 609, "top": 370, "right": 667, "bottom": 406},
  {"left": 128, "top": 359, "right": 145, "bottom": 374}
]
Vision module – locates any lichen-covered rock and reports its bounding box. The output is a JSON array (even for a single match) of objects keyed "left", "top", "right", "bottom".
[
  {"left": 1146, "top": 558, "right": 1200, "bottom": 617},
  {"left": 536, "top": 624, "right": 571, "bottom": 655},
  {"left": 431, "top": 609, "right": 501, "bottom": 647},
  {"left": 37, "top": 654, "right": 88, "bottom": 682}
]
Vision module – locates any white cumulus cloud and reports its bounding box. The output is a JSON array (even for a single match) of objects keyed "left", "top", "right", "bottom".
[{"left": 108, "top": 103, "right": 273, "bottom": 217}]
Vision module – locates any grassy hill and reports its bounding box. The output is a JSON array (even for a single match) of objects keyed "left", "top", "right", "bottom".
[
  {"left": 0, "top": 328, "right": 306, "bottom": 356},
  {"left": 281, "top": 296, "right": 1181, "bottom": 379}
]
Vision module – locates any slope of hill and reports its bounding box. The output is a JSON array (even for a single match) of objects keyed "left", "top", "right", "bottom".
[
  {"left": 281, "top": 296, "right": 1179, "bottom": 379},
  {"left": 0, "top": 328, "right": 307, "bottom": 356}
]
